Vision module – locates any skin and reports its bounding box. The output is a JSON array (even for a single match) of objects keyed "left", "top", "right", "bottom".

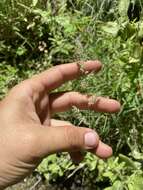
[{"left": 0, "top": 60, "right": 120, "bottom": 189}]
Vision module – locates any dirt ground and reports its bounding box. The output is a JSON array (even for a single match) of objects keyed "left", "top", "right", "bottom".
[
  {"left": 5, "top": 175, "right": 86, "bottom": 190},
  {"left": 5, "top": 172, "right": 88, "bottom": 190},
  {"left": 6, "top": 175, "right": 59, "bottom": 190}
]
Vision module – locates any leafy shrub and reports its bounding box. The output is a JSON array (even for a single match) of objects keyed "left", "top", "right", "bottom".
[{"left": 1, "top": 0, "right": 143, "bottom": 189}]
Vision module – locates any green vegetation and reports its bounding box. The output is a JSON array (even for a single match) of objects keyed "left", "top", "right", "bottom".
[{"left": 1, "top": 0, "right": 143, "bottom": 189}]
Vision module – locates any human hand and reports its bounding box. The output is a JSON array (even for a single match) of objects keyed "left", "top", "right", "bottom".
[{"left": 0, "top": 61, "right": 120, "bottom": 188}]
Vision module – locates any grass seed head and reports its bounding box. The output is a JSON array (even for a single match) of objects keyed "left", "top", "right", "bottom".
[{"left": 88, "top": 95, "right": 97, "bottom": 106}]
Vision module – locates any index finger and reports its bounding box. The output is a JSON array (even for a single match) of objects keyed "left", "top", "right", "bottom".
[{"left": 31, "top": 60, "right": 102, "bottom": 93}]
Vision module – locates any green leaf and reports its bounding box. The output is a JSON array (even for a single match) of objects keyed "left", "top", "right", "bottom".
[
  {"left": 32, "top": 0, "right": 38, "bottom": 7},
  {"left": 128, "top": 173, "right": 143, "bottom": 190},
  {"left": 105, "top": 180, "right": 124, "bottom": 190},
  {"left": 119, "top": 154, "right": 139, "bottom": 169},
  {"left": 16, "top": 46, "right": 27, "bottom": 56},
  {"left": 132, "top": 150, "right": 143, "bottom": 160},
  {"left": 118, "top": 0, "right": 130, "bottom": 17},
  {"left": 101, "top": 22, "right": 119, "bottom": 37}
]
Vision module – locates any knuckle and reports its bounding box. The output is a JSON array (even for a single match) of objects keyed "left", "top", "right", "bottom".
[
  {"left": 65, "top": 126, "right": 82, "bottom": 150},
  {"left": 9, "top": 80, "right": 31, "bottom": 99}
]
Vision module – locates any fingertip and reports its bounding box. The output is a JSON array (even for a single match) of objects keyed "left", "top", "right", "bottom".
[
  {"left": 85, "top": 60, "right": 102, "bottom": 73},
  {"left": 95, "top": 60, "right": 102, "bottom": 70},
  {"left": 114, "top": 101, "right": 121, "bottom": 113},
  {"left": 91, "top": 60, "right": 102, "bottom": 70},
  {"left": 92, "top": 141, "right": 113, "bottom": 159},
  {"left": 108, "top": 100, "right": 121, "bottom": 113},
  {"left": 90, "top": 97, "right": 121, "bottom": 113}
]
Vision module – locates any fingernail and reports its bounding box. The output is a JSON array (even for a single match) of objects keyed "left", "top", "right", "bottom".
[{"left": 84, "top": 132, "right": 97, "bottom": 148}]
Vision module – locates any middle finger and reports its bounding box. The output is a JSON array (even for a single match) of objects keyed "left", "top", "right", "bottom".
[{"left": 49, "top": 92, "right": 121, "bottom": 114}]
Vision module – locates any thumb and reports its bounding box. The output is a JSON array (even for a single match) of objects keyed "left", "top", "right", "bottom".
[{"left": 36, "top": 125, "right": 99, "bottom": 158}]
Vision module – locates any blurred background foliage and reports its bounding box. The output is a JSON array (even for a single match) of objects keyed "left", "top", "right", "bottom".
[{"left": 1, "top": 0, "right": 143, "bottom": 189}]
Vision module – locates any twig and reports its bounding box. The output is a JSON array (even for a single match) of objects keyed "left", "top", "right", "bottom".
[{"left": 30, "top": 175, "right": 42, "bottom": 190}]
